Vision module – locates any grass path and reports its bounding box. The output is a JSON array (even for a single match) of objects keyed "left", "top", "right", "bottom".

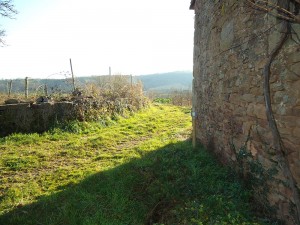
[
  {"left": 0, "top": 104, "right": 272, "bottom": 224},
  {"left": 0, "top": 105, "right": 191, "bottom": 214}
]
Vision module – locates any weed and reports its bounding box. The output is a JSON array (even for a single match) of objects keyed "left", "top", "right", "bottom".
[{"left": 2, "top": 156, "right": 39, "bottom": 171}]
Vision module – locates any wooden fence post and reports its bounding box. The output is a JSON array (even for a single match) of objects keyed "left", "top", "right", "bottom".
[
  {"left": 44, "top": 84, "right": 48, "bottom": 96},
  {"left": 69, "top": 58, "right": 76, "bottom": 92},
  {"left": 7, "top": 80, "right": 12, "bottom": 97},
  {"left": 25, "top": 77, "right": 29, "bottom": 99}
]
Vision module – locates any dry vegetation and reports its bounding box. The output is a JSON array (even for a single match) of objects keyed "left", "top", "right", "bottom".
[
  {"left": 71, "top": 76, "right": 148, "bottom": 121},
  {"left": 0, "top": 75, "right": 149, "bottom": 122}
]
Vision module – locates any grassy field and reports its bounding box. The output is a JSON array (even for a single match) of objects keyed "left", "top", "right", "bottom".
[{"left": 0, "top": 104, "right": 273, "bottom": 224}]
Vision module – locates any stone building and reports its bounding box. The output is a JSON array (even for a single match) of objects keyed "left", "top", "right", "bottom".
[{"left": 190, "top": 0, "right": 300, "bottom": 224}]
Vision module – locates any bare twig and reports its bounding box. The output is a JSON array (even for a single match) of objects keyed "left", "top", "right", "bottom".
[
  {"left": 252, "top": 0, "right": 296, "bottom": 17},
  {"left": 214, "top": 21, "right": 281, "bottom": 58},
  {"left": 246, "top": 0, "right": 300, "bottom": 23},
  {"left": 294, "top": 0, "right": 300, "bottom": 4},
  {"left": 0, "top": 0, "right": 17, "bottom": 44},
  {"left": 0, "top": 0, "right": 17, "bottom": 18}
]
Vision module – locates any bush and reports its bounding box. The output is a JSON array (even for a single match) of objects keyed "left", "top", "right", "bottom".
[{"left": 72, "top": 75, "right": 149, "bottom": 122}]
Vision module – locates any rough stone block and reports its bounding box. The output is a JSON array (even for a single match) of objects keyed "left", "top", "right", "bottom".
[
  {"left": 253, "top": 104, "right": 267, "bottom": 120},
  {"left": 241, "top": 94, "right": 256, "bottom": 102},
  {"left": 293, "top": 127, "right": 300, "bottom": 138},
  {"left": 220, "top": 20, "right": 234, "bottom": 51}
]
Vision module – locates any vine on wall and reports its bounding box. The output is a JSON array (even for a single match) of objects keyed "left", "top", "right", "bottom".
[{"left": 246, "top": 0, "right": 300, "bottom": 223}]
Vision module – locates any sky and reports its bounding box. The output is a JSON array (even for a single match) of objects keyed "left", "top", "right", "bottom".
[{"left": 0, "top": 0, "right": 194, "bottom": 79}]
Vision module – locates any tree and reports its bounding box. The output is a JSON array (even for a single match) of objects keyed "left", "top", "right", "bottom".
[{"left": 0, "top": 0, "right": 17, "bottom": 45}]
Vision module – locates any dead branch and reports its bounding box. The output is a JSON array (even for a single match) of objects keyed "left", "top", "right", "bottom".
[
  {"left": 214, "top": 20, "right": 282, "bottom": 58},
  {"left": 246, "top": 0, "right": 300, "bottom": 23},
  {"left": 0, "top": 0, "right": 17, "bottom": 45},
  {"left": 0, "top": 0, "right": 17, "bottom": 19},
  {"left": 294, "top": 0, "right": 300, "bottom": 4}
]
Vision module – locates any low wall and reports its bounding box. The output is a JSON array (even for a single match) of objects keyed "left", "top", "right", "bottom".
[{"left": 0, "top": 102, "right": 74, "bottom": 136}]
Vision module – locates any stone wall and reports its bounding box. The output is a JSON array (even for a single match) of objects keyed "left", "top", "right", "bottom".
[
  {"left": 192, "top": 0, "right": 300, "bottom": 224},
  {"left": 0, "top": 102, "right": 74, "bottom": 136}
]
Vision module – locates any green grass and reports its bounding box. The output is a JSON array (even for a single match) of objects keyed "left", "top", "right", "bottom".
[{"left": 0, "top": 104, "right": 273, "bottom": 224}]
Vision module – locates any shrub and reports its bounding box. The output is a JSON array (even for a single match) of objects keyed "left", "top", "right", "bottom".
[{"left": 72, "top": 75, "right": 149, "bottom": 122}]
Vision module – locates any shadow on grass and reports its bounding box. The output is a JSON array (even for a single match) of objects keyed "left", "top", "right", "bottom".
[{"left": 0, "top": 140, "right": 271, "bottom": 225}]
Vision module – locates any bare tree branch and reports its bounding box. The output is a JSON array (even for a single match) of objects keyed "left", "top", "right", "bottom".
[
  {"left": 246, "top": 0, "right": 300, "bottom": 23},
  {"left": 0, "top": 0, "right": 17, "bottom": 45},
  {"left": 0, "top": 0, "right": 17, "bottom": 18},
  {"left": 294, "top": 0, "right": 300, "bottom": 4},
  {"left": 214, "top": 20, "right": 282, "bottom": 58}
]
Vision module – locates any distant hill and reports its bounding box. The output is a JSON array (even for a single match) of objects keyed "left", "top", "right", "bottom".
[
  {"left": 0, "top": 71, "right": 192, "bottom": 94},
  {"left": 137, "top": 71, "right": 192, "bottom": 91}
]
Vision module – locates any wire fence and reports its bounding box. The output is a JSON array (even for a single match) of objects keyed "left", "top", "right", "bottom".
[
  {"left": 0, "top": 74, "right": 135, "bottom": 100},
  {"left": 0, "top": 74, "right": 192, "bottom": 107}
]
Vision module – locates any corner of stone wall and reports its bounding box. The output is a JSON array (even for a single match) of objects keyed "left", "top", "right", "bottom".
[{"left": 193, "top": 0, "right": 300, "bottom": 223}]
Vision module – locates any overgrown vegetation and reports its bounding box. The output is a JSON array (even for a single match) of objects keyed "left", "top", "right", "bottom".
[
  {"left": 73, "top": 75, "right": 148, "bottom": 121},
  {"left": 0, "top": 104, "right": 274, "bottom": 224},
  {"left": 0, "top": 75, "right": 148, "bottom": 124}
]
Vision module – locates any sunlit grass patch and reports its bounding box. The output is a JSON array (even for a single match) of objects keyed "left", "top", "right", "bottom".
[
  {"left": 2, "top": 156, "right": 39, "bottom": 171},
  {"left": 0, "top": 105, "right": 191, "bottom": 212}
]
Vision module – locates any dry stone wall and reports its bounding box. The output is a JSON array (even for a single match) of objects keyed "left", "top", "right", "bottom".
[
  {"left": 0, "top": 102, "right": 74, "bottom": 136},
  {"left": 192, "top": 0, "right": 300, "bottom": 223}
]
